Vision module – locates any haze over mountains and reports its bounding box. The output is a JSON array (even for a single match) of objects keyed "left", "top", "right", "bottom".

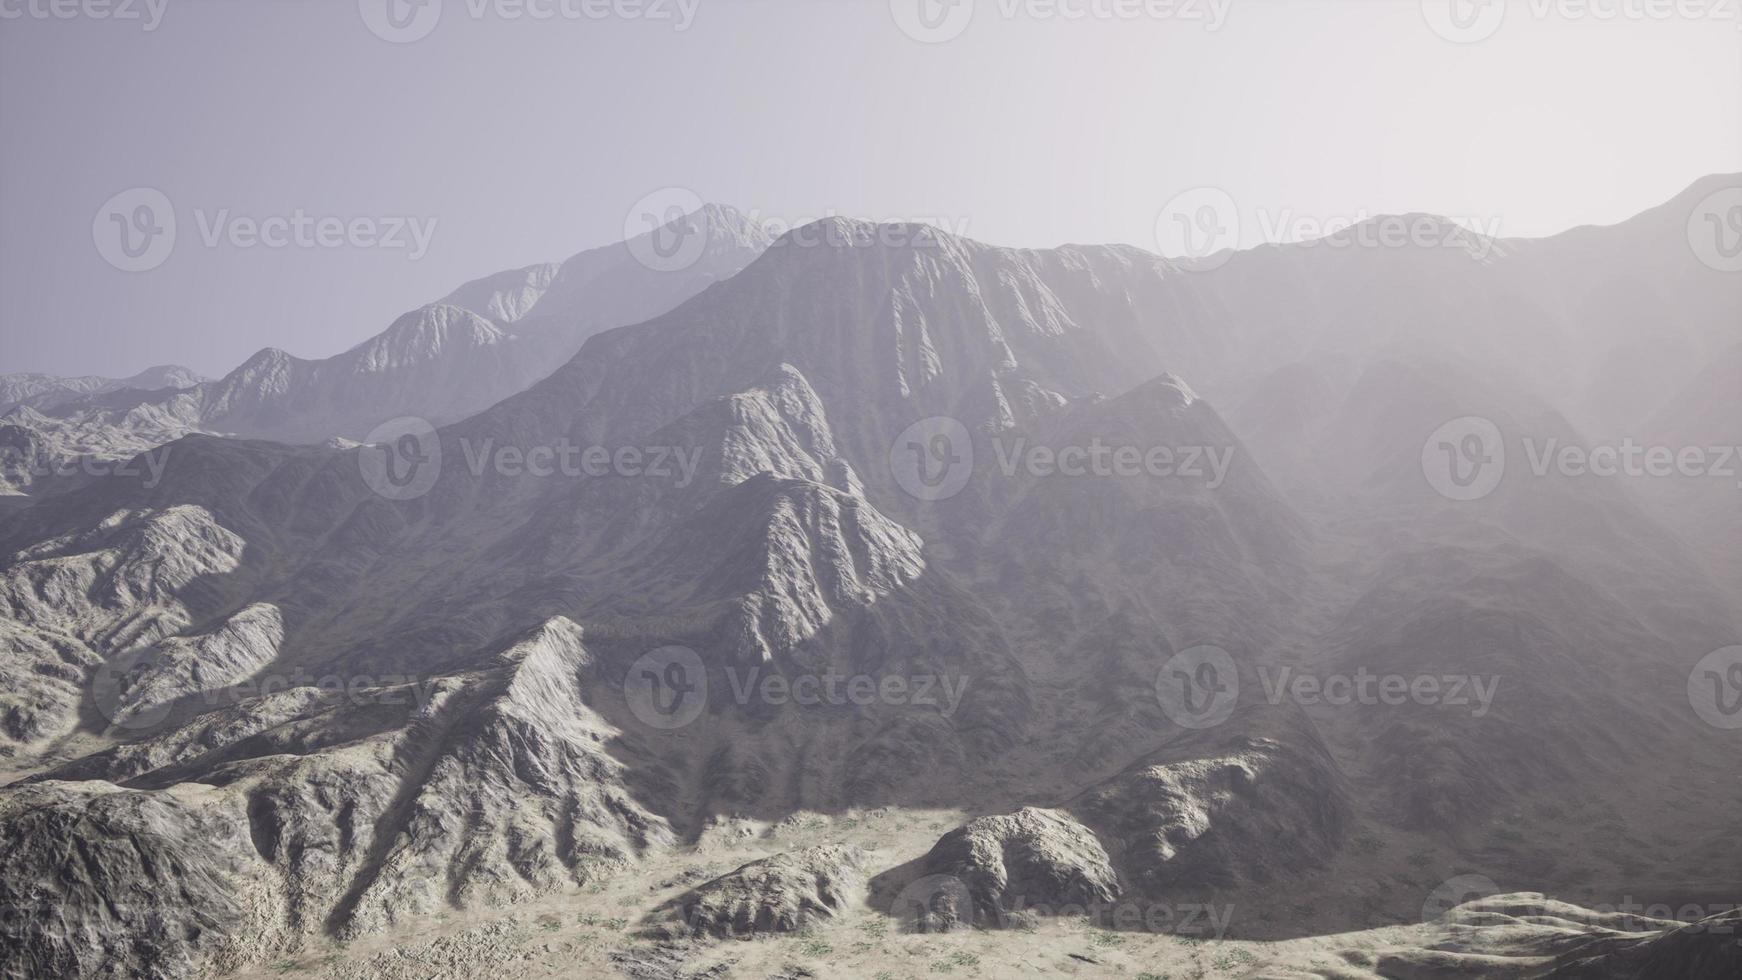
[
  {"left": 0, "top": 177, "right": 1737, "bottom": 980},
  {"left": 0, "top": 205, "right": 770, "bottom": 483}
]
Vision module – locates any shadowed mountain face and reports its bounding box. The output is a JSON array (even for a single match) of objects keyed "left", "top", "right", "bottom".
[{"left": 0, "top": 182, "right": 1738, "bottom": 979}]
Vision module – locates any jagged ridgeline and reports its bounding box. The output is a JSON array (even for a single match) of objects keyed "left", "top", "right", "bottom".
[{"left": 1, "top": 179, "right": 1739, "bottom": 978}]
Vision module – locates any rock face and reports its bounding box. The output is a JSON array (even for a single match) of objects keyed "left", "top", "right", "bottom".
[
  {"left": 0, "top": 781, "right": 263, "bottom": 980},
  {"left": 0, "top": 179, "right": 1738, "bottom": 977},
  {"left": 0, "top": 505, "right": 248, "bottom": 748},
  {"left": 2, "top": 619, "right": 672, "bottom": 976},
  {"left": 897, "top": 732, "right": 1348, "bottom": 928},
  {"left": 329, "top": 618, "right": 674, "bottom": 937},
  {"left": 1067, "top": 734, "right": 1350, "bottom": 893},
  {"left": 1634, "top": 908, "right": 1742, "bottom": 980},
  {"left": 652, "top": 845, "right": 866, "bottom": 937},
  {"left": 914, "top": 808, "right": 1119, "bottom": 928},
  {"left": 1379, "top": 894, "right": 1741, "bottom": 980}
]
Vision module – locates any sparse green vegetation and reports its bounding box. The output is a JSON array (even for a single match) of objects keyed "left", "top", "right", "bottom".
[
  {"left": 1211, "top": 946, "right": 1257, "bottom": 970},
  {"left": 797, "top": 936, "right": 833, "bottom": 956}
]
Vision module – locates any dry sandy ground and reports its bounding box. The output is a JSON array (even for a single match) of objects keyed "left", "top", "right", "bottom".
[{"left": 213, "top": 804, "right": 1736, "bottom": 980}]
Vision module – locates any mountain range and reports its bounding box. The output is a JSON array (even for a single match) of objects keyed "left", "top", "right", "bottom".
[{"left": 0, "top": 177, "right": 1737, "bottom": 980}]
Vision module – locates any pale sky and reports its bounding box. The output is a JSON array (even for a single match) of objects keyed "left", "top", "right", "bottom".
[{"left": 2, "top": 0, "right": 1738, "bottom": 377}]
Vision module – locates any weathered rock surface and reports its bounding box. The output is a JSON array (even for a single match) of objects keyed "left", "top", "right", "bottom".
[
  {"left": 911, "top": 807, "right": 1117, "bottom": 928},
  {"left": 0, "top": 781, "right": 267, "bottom": 980},
  {"left": 652, "top": 844, "right": 866, "bottom": 937}
]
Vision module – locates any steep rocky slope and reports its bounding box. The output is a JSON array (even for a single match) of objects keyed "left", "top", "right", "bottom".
[{"left": 0, "top": 180, "right": 1737, "bottom": 978}]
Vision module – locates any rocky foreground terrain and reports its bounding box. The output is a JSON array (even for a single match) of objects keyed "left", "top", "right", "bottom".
[{"left": 0, "top": 178, "right": 1738, "bottom": 978}]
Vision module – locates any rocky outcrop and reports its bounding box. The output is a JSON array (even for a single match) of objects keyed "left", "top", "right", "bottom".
[
  {"left": 1068, "top": 735, "right": 1349, "bottom": 893},
  {"left": 911, "top": 807, "right": 1118, "bottom": 928},
  {"left": 652, "top": 845, "right": 866, "bottom": 937},
  {"left": 0, "top": 618, "right": 674, "bottom": 975},
  {"left": 0, "top": 781, "right": 269, "bottom": 980},
  {"left": 104, "top": 602, "right": 285, "bottom": 729},
  {"left": 0, "top": 505, "right": 247, "bottom": 750},
  {"left": 895, "top": 733, "right": 1348, "bottom": 929}
]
